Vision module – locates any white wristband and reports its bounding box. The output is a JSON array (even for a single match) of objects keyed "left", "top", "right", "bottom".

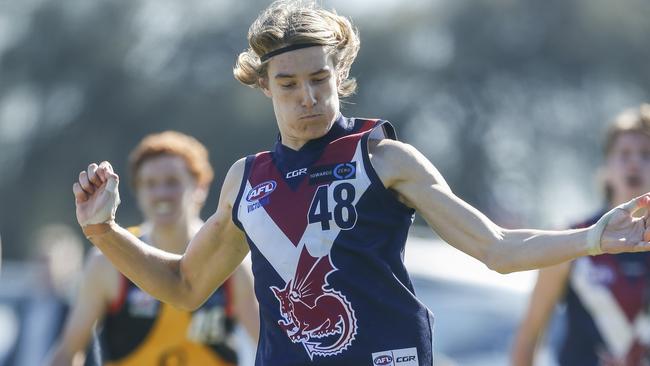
[
  {"left": 586, "top": 198, "right": 639, "bottom": 256},
  {"left": 586, "top": 213, "right": 611, "bottom": 256}
]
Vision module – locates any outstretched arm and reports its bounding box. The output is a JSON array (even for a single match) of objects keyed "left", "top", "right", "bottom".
[
  {"left": 369, "top": 139, "right": 650, "bottom": 273},
  {"left": 72, "top": 159, "right": 249, "bottom": 310}
]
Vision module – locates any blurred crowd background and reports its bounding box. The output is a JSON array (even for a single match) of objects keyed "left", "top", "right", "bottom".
[{"left": 0, "top": 0, "right": 649, "bottom": 365}]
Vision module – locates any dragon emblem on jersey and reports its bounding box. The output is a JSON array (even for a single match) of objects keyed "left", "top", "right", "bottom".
[{"left": 270, "top": 246, "right": 357, "bottom": 360}]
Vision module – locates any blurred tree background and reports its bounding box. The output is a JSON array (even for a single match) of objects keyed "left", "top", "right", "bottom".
[{"left": 0, "top": 0, "right": 648, "bottom": 259}]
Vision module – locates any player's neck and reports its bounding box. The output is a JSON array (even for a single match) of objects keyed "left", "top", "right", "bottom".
[
  {"left": 278, "top": 115, "right": 339, "bottom": 151},
  {"left": 146, "top": 217, "right": 203, "bottom": 254},
  {"left": 281, "top": 136, "right": 311, "bottom": 151}
]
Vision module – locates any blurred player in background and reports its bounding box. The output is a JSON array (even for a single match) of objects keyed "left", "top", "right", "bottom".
[
  {"left": 28, "top": 225, "right": 85, "bottom": 366},
  {"left": 512, "top": 104, "right": 650, "bottom": 366},
  {"left": 49, "top": 131, "right": 258, "bottom": 366}
]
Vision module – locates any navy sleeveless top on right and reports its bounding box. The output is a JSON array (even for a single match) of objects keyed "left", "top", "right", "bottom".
[{"left": 560, "top": 213, "right": 650, "bottom": 365}]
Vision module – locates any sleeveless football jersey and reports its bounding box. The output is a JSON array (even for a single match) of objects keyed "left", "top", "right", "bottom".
[
  {"left": 97, "top": 227, "right": 238, "bottom": 366},
  {"left": 233, "top": 116, "right": 433, "bottom": 366},
  {"left": 559, "top": 213, "right": 650, "bottom": 365}
]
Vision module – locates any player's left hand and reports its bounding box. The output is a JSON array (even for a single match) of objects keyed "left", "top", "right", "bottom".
[{"left": 598, "top": 193, "right": 650, "bottom": 255}]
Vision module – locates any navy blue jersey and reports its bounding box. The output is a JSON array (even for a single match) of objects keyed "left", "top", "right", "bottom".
[
  {"left": 233, "top": 116, "right": 433, "bottom": 366},
  {"left": 559, "top": 213, "right": 650, "bottom": 366}
]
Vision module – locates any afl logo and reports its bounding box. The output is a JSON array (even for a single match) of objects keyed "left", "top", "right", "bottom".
[
  {"left": 333, "top": 163, "right": 355, "bottom": 180},
  {"left": 246, "top": 180, "right": 277, "bottom": 202},
  {"left": 374, "top": 355, "right": 393, "bottom": 365}
]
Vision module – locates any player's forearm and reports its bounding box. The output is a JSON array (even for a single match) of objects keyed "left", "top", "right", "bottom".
[
  {"left": 85, "top": 223, "right": 193, "bottom": 308},
  {"left": 485, "top": 228, "right": 590, "bottom": 273},
  {"left": 420, "top": 189, "right": 591, "bottom": 273}
]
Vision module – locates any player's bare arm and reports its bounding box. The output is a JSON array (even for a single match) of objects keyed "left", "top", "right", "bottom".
[
  {"left": 368, "top": 138, "right": 650, "bottom": 273},
  {"left": 72, "top": 159, "right": 249, "bottom": 310}
]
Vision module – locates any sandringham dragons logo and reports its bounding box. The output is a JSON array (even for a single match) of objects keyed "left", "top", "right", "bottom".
[{"left": 271, "top": 246, "right": 358, "bottom": 360}]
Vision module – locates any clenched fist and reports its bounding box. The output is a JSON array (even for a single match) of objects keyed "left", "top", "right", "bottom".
[{"left": 72, "top": 161, "right": 121, "bottom": 227}]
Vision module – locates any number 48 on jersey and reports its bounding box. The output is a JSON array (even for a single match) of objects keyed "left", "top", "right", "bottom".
[{"left": 308, "top": 183, "right": 357, "bottom": 231}]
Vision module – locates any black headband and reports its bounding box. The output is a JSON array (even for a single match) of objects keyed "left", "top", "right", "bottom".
[{"left": 260, "top": 43, "right": 322, "bottom": 63}]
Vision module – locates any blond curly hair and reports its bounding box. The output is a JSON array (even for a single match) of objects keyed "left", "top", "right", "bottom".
[{"left": 233, "top": 0, "right": 360, "bottom": 99}]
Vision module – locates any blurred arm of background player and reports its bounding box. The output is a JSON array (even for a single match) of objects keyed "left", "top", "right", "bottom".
[
  {"left": 45, "top": 250, "right": 117, "bottom": 366},
  {"left": 231, "top": 264, "right": 260, "bottom": 343},
  {"left": 510, "top": 263, "right": 571, "bottom": 366}
]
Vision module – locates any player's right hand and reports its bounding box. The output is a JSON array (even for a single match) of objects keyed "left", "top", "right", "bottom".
[{"left": 73, "top": 161, "right": 121, "bottom": 227}]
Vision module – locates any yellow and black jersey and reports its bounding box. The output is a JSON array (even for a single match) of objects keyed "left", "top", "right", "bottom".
[{"left": 97, "top": 227, "right": 238, "bottom": 366}]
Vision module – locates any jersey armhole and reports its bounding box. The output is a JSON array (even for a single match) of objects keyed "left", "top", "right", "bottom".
[
  {"left": 360, "top": 121, "right": 415, "bottom": 214},
  {"left": 231, "top": 155, "right": 256, "bottom": 231}
]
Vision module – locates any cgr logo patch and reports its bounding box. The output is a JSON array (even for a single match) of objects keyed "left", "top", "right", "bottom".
[
  {"left": 286, "top": 168, "right": 307, "bottom": 179},
  {"left": 371, "top": 347, "right": 418, "bottom": 366}
]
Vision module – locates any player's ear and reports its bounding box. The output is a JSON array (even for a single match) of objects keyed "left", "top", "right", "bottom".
[{"left": 260, "top": 77, "right": 272, "bottom": 98}]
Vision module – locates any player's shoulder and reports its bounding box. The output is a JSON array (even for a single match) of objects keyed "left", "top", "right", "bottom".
[
  {"left": 366, "top": 139, "right": 423, "bottom": 189},
  {"left": 219, "top": 157, "right": 254, "bottom": 204},
  {"left": 224, "top": 157, "right": 247, "bottom": 185},
  {"left": 226, "top": 153, "right": 274, "bottom": 179},
  {"left": 84, "top": 247, "right": 118, "bottom": 275},
  {"left": 368, "top": 138, "right": 418, "bottom": 165},
  {"left": 232, "top": 156, "right": 248, "bottom": 168}
]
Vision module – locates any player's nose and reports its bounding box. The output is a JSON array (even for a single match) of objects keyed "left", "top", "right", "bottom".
[{"left": 300, "top": 84, "right": 317, "bottom": 108}]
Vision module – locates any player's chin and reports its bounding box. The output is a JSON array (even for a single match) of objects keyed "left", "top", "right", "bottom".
[{"left": 303, "top": 123, "right": 331, "bottom": 139}]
